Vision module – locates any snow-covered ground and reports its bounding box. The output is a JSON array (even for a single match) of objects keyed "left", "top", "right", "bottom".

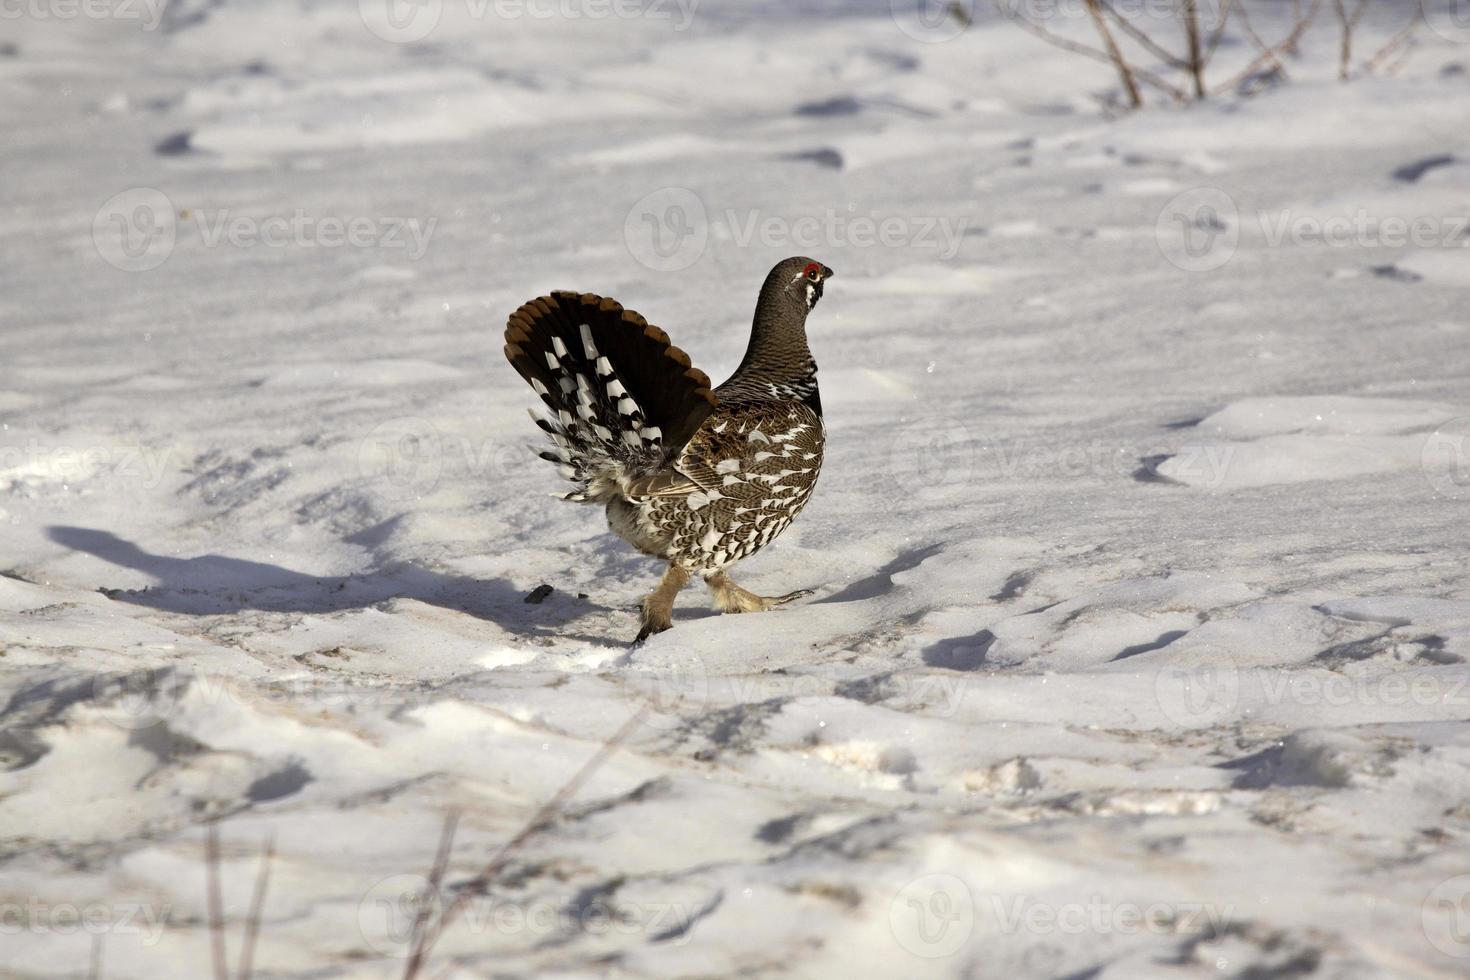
[{"left": 4, "top": 1, "right": 1470, "bottom": 976}]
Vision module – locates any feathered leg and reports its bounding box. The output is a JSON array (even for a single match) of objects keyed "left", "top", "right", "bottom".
[{"left": 637, "top": 564, "right": 690, "bottom": 642}]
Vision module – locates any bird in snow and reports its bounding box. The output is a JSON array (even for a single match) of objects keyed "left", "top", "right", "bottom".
[{"left": 504, "top": 256, "right": 833, "bottom": 641}]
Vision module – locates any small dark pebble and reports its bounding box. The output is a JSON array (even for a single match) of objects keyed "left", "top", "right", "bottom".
[
  {"left": 578, "top": 592, "right": 589, "bottom": 599},
  {"left": 1371, "top": 264, "right": 1423, "bottom": 283},
  {"left": 782, "top": 147, "right": 843, "bottom": 170},
  {"left": 155, "top": 131, "right": 193, "bottom": 156},
  {"left": 524, "top": 584, "right": 554, "bottom": 604}
]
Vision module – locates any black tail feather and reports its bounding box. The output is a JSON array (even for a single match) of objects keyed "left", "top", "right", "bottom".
[{"left": 505, "top": 291, "right": 717, "bottom": 499}]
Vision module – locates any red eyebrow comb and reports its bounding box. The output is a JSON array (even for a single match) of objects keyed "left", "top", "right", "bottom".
[{"left": 802, "top": 262, "right": 822, "bottom": 277}]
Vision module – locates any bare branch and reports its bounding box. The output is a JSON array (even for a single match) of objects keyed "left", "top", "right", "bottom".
[
  {"left": 235, "top": 836, "right": 275, "bottom": 980},
  {"left": 987, "top": 0, "right": 1188, "bottom": 103},
  {"left": 1365, "top": 7, "right": 1422, "bottom": 75},
  {"left": 1212, "top": 0, "right": 1323, "bottom": 95},
  {"left": 1233, "top": 0, "right": 1288, "bottom": 79},
  {"left": 1099, "top": 0, "right": 1191, "bottom": 70},
  {"left": 1182, "top": 0, "right": 1207, "bottom": 98},
  {"left": 402, "top": 811, "right": 460, "bottom": 980},
  {"left": 1202, "top": 0, "right": 1237, "bottom": 65},
  {"left": 1333, "top": 0, "right": 1370, "bottom": 80},
  {"left": 1084, "top": 0, "right": 1145, "bottom": 107},
  {"left": 205, "top": 824, "right": 228, "bottom": 980},
  {"left": 404, "top": 708, "right": 648, "bottom": 979}
]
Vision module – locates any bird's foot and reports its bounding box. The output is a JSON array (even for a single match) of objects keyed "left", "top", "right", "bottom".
[
  {"left": 766, "top": 588, "right": 814, "bottom": 607},
  {"left": 706, "top": 572, "right": 813, "bottom": 614},
  {"left": 633, "top": 564, "right": 690, "bottom": 643},
  {"left": 634, "top": 599, "right": 675, "bottom": 643}
]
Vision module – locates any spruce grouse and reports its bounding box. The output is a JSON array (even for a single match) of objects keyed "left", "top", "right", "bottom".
[{"left": 504, "top": 256, "right": 833, "bottom": 641}]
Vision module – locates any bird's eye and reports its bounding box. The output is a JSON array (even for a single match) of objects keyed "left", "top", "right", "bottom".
[{"left": 807, "top": 269, "right": 819, "bottom": 281}]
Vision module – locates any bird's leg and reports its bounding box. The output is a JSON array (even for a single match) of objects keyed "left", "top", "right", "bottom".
[
  {"left": 704, "top": 571, "right": 812, "bottom": 614},
  {"left": 636, "top": 564, "right": 690, "bottom": 642}
]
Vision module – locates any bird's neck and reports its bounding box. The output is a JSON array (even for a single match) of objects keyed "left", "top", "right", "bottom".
[{"left": 723, "top": 319, "right": 820, "bottom": 410}]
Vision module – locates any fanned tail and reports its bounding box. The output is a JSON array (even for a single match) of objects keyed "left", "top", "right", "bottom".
[{"left": 504, "top": 291, "right": 717, "bottom": 502}]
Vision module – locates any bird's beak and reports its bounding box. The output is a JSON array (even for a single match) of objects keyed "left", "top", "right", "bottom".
[{"left": 821, "top": 265, "right": 835, "bottom": 279}]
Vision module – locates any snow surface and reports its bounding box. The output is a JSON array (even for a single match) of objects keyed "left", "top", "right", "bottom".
[{"left": 4, "top": 1, "right": 1470, "bottom": 977}]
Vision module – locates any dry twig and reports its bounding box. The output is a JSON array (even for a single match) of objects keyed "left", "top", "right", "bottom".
[
  {"left": 1333, "top": 0, "right": 1370, "bottom": 79},
  {"left": 988, "top": 0, "right": 1187, "bottom": 103},
  {"left": 402, "top": 708, "right": 648, "bottom": 979},
  {"left": 1364, "top": 7, "right": 1422, "bottom": 74},
  {"left": 235, "top": 836, "right": 276, "bottom": 980},
  {"left": 205, "top": 824, "right": 228, "bottom": 980},
  {"left": 1212, "top": 0, "right": 1323, "bottom": 95}
]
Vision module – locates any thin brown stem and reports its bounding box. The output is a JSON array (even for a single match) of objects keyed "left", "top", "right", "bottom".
[
  {"left": 1083, "top": 0, "right": 1144, "bottom": 107},
  {"left": 404, "top": 708, "right": 647, "bottom": 979},
  {"left": 989, "top": 0, "right": 1189, "bottom": 103},
  {"left": 1333, "top": 0, "right": 1369, "bottom": 80},
  {"left": 401, "top": 811, "right": 460, "bottom": 980},
  {"left": 1099, "top": 0, "right": 1190, "bottom": 70},
  {"left": 1182, "top": 0, "right": 1206, "bottom": 98},
  {"left": 205, "top": 824, "right": 228, "bottom": 980},
  {"left": 1365, "top": 7, "right": 1422, "bottom": 74},
  {"left": 1212, "top": 0, "right": 1323, "bottom": 95},
  {"left": 235, "top": 836, "right": 275, "bottom": 980},
  {"left": 1234, "top": 0, "right": 1287, "bottom": 78},
  {"left": 1202, "top": 0, "right": 1236, "bottom": 64}
]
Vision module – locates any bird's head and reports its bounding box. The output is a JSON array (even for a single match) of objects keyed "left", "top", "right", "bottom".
[{"left": 764, "top": 256, "right": 835, "bottom": 318}]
